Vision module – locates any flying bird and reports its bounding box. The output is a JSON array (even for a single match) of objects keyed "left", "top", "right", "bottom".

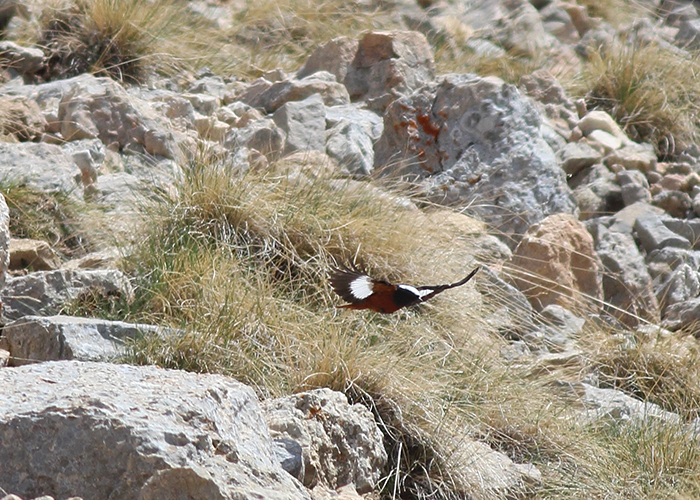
[{"left": 329, "top": 264, "right": 480, "bottom": 314}]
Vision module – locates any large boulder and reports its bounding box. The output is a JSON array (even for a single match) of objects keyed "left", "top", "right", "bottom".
[
  {"left": 508, "top": 213, "right": 603, "bottom": 312},
  {"left": 376, "top": 73, "right": 577, "bottom": 244},
  {"left": 262, "top": 388, "right": 386, "bottom": 494},
  {"left": 0, "top": 361, "right": 311, "bottom": 500}
]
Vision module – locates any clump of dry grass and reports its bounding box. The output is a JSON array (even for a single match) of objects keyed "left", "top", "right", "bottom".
[
  {"left": 582, "top": 326, "right": 700, "bottom": 421},
  {"left": 0, "top": 180, "right": 92, "bottom": 257},
  {"left": 33, "top": 0, "right": 212, "bottom": 83},
  {"left": 577, "top": 43, "right": 700, "bottom": 156}
]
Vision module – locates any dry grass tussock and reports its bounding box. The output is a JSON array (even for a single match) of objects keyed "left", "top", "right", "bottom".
[
  {"left": 66, "top": 148, "right": 699, "bottom": 499},
  {"left": 22, "top": 0, "right": 215, "bottom": 83},
  {"left": 576, "top": 42, "right": 700, "bottom": 156},
  {"left": 0, "top": 178, "right": 94, "bottom": 257}
]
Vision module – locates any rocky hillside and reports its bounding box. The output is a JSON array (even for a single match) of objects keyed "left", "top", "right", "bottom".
[{"left": 2, "top": 0, "right": 700, "bottom": 499}]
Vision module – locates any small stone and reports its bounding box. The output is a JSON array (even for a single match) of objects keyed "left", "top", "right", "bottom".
[{"left": 587, "top": 129, "right": 622, "bottom": 152}]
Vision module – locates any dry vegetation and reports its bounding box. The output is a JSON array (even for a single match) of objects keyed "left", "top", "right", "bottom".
[{"left": 5, "top": 0, "right": 700, "bottom": 498}]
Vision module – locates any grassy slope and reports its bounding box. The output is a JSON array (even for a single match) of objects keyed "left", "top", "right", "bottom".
[{"left": 6, "top": 0, "right": 700, "bottom": 498}]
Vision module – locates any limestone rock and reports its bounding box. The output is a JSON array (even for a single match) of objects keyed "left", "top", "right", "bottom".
[
  {"left": 262, "top": 388, "right": 386, "bottom": 494},
  {"left": 236, "top": 72, "right": 349, "bottom": 114},
  {"left": 344, "top": 31, "right": 435, "bottom": 110},
  {"left": 0, "top": 142, "right": 79, "bottom": 195},
  {"left": 2, "top": 315, "right": 168, "bottom": 365},
  {"left": 296, "top": 37, "right": 359, "bottom": 82},
  {"left": 224, "top": 118, "right": 286, "bottom": 161},
  {"left": 57, "top": 74, "right": 180, "bottom": 159},
  {"left": 8, "top": 238, "right": 61, "bottom": 271},
  {"left": 590, "top": 223, "right": 660, "bottom": 326},
  {"left": 1, "top": 269, "right": 133, "bottom": 320},
  {"left": 273, "top": 93, "right": 326, "bottom": 154},
  {"left": 508, "top": 213, "right": 603, "bottom": 312},
  {"left": 0, "top": 361, "right": 311, "bottom": 500},
  {"left": 558, "top": 142, "right": 601, "bottom": 176}
]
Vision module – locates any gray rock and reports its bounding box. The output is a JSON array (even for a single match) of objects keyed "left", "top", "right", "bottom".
[
  {"left": 569, "top": 164, "right": 623, "bottom": 220},
  {"left": 1, "top": 269, "right": 133, "bottom": 321},
  {"left": 475, "top": 266, "right": 535, "bottom": 338},
  {"left": 271, "top": 438, "right": 304, "bottom": 483},
  {"left": 653, "top": 263, "right": 700, "bottom": 313},
  {"left": 182, "top": 92, "right": 220, "bottom": 116},
  {"left": 634, "top": 211, "right": 690, "bottom": 253},
  {"left": 0, "top": 142, "right": 80, "bottom": 195},
  {"left": 273, "top": 93, "right": 326, "bottom": 155},
  {"left": 237, "top": 72, "right": 349, "bottom": 114},
  {"left": 2, "top": 315, "right": 167, "bottom": 365},
  {"left": 0, "top": 194, "right": 8, "bottom": 293},
  {"left": 0, "top": 41, "right": 44, "bottom": 75},
  {"left": 570, "top": 382, "right": 681, "bottom": 425},
  {"left": 262, "top": 388, "right": 386, "bottom": 494},
  {"left": 593, "top": 225, "right": 660, "bottom": 326},
  {"left": 377, "top": 74, "right": 577, "bottom": 243},
  {"left": 617, "top": 169, "right": 651, "bottom": 205},
  {"left": 558, "top": 142, "right": 601, "bottom": 176},
  {"left": 57, "top": 75, "right": 180, "bottom": 160},
  {"left": 224, "top": 118, "right": 286, "bottom": 160},
  {"left": 325, "top": 119, "right": 375, "bottom": 175},
  {"left": 607, "top": 201, "right": 665, "bottom": 234},
  {"left": 0, "top": 361, "right": 311, "bottom": 500},
  {"left": 675, "top": 18, "right": 700, "bottom": 50},
  {"left": 325, "top": 104, "right": 383, "bottom": 140},
  {"left": 663, "top": 217, "right": 700, "bottom": 248}
]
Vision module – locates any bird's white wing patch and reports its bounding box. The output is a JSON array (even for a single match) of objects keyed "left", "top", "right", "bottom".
[
  {"left": 398, "top": 284, "right": 432, "bottom": 299},
  {"left": 350, "top": 275, "right": 374, "bottom": 299}
]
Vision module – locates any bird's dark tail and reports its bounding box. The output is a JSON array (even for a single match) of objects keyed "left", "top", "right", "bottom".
[{"left": 420, "top": 266, "right": 481, "bottom": 295}]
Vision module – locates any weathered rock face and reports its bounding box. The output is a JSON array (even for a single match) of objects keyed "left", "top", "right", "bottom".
[
  {"left": 0, "top": 142, "right": 80, "bottom": 195},
  {"left": 376, "top": 73, "right": 577, "bottom": 243},
  {"left": 298, "top": 31, "right": 435, "bottom": 111},
  {"left": 508, "top": 213, "right": 603, "bottom": 312},
  {"left": 589, "top": 223, "right": 661, "bottom": 326},
  {"left": 1, "top": 315, "right": 167, "bottom": 365},
  {"left": 262, "top": 388, "right": 387, "bottom": 494},
  {"left": 57, "top": 74, "right": 180, "bottom": 159},
  {"left": 0, "top": 361, "right": 311, "bottom": 500},
  {"left": 1, "top": 269, "right": 134, "bottom": 321}
]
